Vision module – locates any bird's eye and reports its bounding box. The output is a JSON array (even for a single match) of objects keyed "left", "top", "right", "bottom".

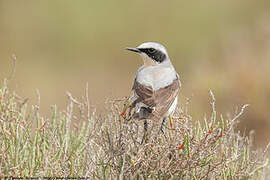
[{"left": 148, "top": 48, "right": 156, "bottom": 53}]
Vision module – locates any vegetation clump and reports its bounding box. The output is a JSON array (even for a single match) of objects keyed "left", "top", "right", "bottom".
[{"left": 0, "top": 79, "right": 269, "bottom": 179}]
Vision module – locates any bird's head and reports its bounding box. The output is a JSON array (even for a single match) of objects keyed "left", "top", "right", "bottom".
[{"left": 126, "top": 42, "right": 169, "bottom": 66}]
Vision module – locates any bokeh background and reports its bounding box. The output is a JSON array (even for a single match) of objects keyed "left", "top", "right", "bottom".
[{"left": 0, "top": 0, "right": 270, "bottom": 147}]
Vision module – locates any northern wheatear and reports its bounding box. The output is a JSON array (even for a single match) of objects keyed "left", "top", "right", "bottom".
[{"left": 125, "top": 42, "right": 181, "bottom": 140}]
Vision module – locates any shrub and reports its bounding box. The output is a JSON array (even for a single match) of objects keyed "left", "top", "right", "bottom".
[{"left": 0, "top": 79, "right": 269, "bottom": 179}]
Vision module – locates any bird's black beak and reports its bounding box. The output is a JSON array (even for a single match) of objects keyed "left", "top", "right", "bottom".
[{"left": 125, "top": 47, "right": 141, "bottom": 53}]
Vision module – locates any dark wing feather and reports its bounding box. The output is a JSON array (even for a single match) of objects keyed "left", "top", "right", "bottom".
[
  {"left": 133, "top": 77, "right": 181, "bottom": 121},
  {"left": 152, "top": 78, "right": 180, "bottom": 120},
  {"left": 132, "top": 80, "right": 156, "bottom": 107}
]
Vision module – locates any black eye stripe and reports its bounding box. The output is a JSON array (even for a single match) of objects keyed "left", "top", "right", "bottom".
[
  {"left": 138, "top": 48, "right": 166, "bottom": 63},
  {"left": 148, "top": 48, "right": 156, "bottom": 53}
]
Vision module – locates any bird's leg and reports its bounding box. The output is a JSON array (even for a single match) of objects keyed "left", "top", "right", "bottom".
[
  {"left": 160, "top": 117, "right": 167, "bottom": 133},
  {"left": 141, "top": 119, "right": 148, "bottom": 144},
  {"left": 160, "top": 117, "right": 168, "bottom": 141}
]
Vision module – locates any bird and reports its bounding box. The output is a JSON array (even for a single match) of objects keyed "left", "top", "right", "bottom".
[{"left": 125, "top": 42, "right": 181, "bottom": 142}]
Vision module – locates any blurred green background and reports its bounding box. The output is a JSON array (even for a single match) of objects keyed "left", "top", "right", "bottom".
[{"left": 1, "top": 0, "right": 270, "bottom": 146}]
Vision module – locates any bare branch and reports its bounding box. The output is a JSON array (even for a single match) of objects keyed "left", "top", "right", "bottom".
[
  {"left": 209, "top": 89, "right": 216, "bottom": 113},
  {"left": 231, "top": 104, "right": 249, "bottom": 123}
]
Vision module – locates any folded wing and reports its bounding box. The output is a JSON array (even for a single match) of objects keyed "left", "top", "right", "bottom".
[{"left": 132, "top": 76, "right": 181, "bottom": 120}]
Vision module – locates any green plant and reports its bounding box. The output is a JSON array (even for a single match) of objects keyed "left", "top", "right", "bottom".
[{"left": 0, "top": 79, "right": 269, "bottom": 179}]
